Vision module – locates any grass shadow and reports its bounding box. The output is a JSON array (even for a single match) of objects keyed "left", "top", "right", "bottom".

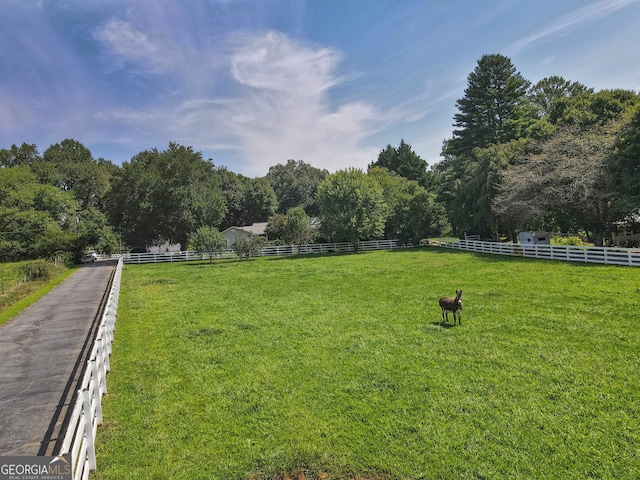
[
  {"left": 430, "top": 321, "right": 457, "bottom": 329},
  {"left": 264, "top": 251, "right": 354, "bottom": 262},
  {"left": 178, "top": 258, "right": 258, "bottom": 268}
]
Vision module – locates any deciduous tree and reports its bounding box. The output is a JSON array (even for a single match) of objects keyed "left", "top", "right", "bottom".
[
  {"left": 266, "top": 160, "right": 328, "bottom": 215},
  {"left": 265, "top": 213, "right": 287, "bottom": 243},
  {"left": 282, "top": 207, "right": 315, "bottom": 250},
  {"left": 190, "top": 226, "right": 227, "bottom": 263},
  {"left": 611, "top": 104, "right": 640, "bottom": 217},
  {"left": 317, "top": 168, "right": 387, "bottom": 250},
  {"left": 493, "top": 123, "right": 620, "bottom": 245},
  {"left": 106, "top": 143, "right": 226, "bottom": 249},
  {"left": 529, "top": 76, "right": 592, "bottom": 118},
  {"left": 242, "top": 177, "right": 277, "bottom": 226},
  {"left": 368, "top": 167, "right": 448, "bottom": 242},
  {"left": 0, "top": 167, "right": 74, "bottom": 260}
]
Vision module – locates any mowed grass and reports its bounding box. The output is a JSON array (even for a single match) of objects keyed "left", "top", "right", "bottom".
[{"left": 93, "top": 249, "right": 640, "bottom": 479}]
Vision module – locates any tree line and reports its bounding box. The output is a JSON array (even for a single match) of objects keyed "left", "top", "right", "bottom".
[
  {"left": 435, "top": 53, "right": 640, "bottom": 246},
  {"left": 0, "top": 138, "right": 446, "bottom": 261},
  {"left": 1, "top": 53, "right": 639, "bottom": 261}
]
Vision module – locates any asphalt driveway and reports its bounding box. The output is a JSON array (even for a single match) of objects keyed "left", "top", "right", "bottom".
[{"left": 0, "top": 260, "right": 117, "bottom": 456}]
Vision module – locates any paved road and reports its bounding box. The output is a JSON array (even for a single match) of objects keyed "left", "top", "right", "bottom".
[{"left": 0, "top": 260, "right": 117, "bottom": 456}]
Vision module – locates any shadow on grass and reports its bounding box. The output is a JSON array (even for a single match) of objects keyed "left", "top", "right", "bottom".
[
  {"left": 156, "top": 244, "right": 605, "bottom": 271},
  {"left": 397, "top": 245, "right": 554, "bottom": 265},
  {"left": 263, "top": 251, "right": 354, "bottom": 262},
  {"left": 178, "top": 258, "right": 259, "bottom": 268},
  {"left": 429, "top": 321, "right": 457, "bottom": 329}
]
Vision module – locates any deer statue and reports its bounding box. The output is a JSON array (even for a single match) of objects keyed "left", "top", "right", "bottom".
[{"left": 439, "top": 290, "right": 462, "bottom": 325}]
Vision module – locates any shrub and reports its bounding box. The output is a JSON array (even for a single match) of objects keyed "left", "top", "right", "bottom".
[
  {"left": 232, "top": 236, "right": 266, "bottom": 259},
  {"left": 552, "top": 236, "right": 584, "bottom": 246},
  {"left": 15, "top": 259, "right": 57, "bottom": 282}
]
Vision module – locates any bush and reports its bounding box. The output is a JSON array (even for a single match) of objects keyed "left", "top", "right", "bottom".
[
  {"left": 552, "top": 236, "right": 584, "bottom": 246},
  {"left": 51, "top": 251, "right": 75, "bottom": 266},
  {"left": 15, "top": 259, "right": 57, "bottom": 282},
  {"left": 232, "top": 236, "right": 266, "bottom": 259}
]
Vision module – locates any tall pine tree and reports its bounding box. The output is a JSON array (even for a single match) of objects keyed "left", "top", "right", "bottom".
[
  {"left": 438, "top": 54, "right": 535, "bottom": 238},
  {"left": 368, "top": 139, "right": 429, "bottom": 187},
  {"left": 445, "top": 54, "right": 533, "bottom": 158}
]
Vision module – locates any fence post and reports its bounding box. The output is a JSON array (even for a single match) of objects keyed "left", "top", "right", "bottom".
[
  {"left": 90, "top": 359, "right": 103, "bottom": 424},
  {"left": 102, "top": 333, "right": 111, "bottom": 373},
  {"left": 82, "top": 388, "right": 97, "bottom": 471},
  {"left": 98, "top": 336, "right": 109, "bottom": 393}
]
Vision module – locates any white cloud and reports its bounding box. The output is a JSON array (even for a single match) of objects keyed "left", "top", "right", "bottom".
[
  {"left": 506, "top": 0, "right": 635, "bottom": 55},
  {"left": 95, "top": 18, "right": 166, "bottom": 72},
  {"left": 217, "top": 32, "right": 384, "bottom": 174},
  {"left": 97, "top": 30, "right": 389, "bottom": 175},
  {"left": 230, "top": 31, "right": 343, "bottom": 94}
]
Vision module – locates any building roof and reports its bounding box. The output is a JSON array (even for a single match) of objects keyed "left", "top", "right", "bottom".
[
  {"left": 222, "top": 222, "right": 267, "bottom": 236},
  {"left": 519, "top": 231, "right": 548, "bottom": 237}
]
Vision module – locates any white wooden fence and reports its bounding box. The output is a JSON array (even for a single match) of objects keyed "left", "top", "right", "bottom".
[
  {"left": 59, "top": 258, "right": 123, "bottom": 480},
  {"left": 100, "top": 239, "right": 408, "bottom": 264},
  {"left": 437, "top": 239, "right": 640, "bottom": 267}
]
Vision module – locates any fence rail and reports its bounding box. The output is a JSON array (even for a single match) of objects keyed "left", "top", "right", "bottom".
[
  {"left": 437, "top": 239, "right": 640, "bottom": 267},
  {"left": 98, "top": 239, "right": 408, "bottom": 264},
  {"left": 59, "top": 258, "right": 123, "bottom": 480}
]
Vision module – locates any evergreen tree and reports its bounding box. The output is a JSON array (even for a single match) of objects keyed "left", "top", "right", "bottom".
[
  {"left": 368, "top": 140, "right": 429, "bottom": 187},
  {"left": 444, "top": 54, "right": 533, "bottom": 159},
  {"left": 438, "top": 54, "right": 535, "bottom": 238}
]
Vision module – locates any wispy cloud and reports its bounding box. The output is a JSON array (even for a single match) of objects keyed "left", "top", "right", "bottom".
[
  {"left": 10, "top": 1, "right": 635, "bottom": 175},
  {"left": 95, "top": 19, "right": 165, "bottom": 72},
  {"left": 506, "top": 0, "right": 635, "bottom": 55},
  {"left": 97, "top": 28, "right": 388, "bottom": 175},
  {"left": 220, "top": 31, "right": 382, "bottom": 173}
]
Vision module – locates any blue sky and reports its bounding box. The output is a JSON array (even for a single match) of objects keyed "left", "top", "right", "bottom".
[{"left": 1, "top": 0, "right": 639, "bottom": 176}]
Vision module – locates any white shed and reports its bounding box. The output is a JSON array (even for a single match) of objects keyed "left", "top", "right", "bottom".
[{"left": 518, "top": 231, "right": 550, "bottom": 245}]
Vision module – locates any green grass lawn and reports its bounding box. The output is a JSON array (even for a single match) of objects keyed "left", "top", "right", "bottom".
[{"left": 93, "top": 249, "right": 640, "bottom": 479}]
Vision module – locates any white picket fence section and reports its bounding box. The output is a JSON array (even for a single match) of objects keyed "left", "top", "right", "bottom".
[
  {"left": 437, "top": 239, "right": 640, "bottom": 267},
  {"left": 100, "top": 239, "right": 408, "bottom": 264},
  {"left": 59, "top": 258, "right": 123, "bottom": 480}
]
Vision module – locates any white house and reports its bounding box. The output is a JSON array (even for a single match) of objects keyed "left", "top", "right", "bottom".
[
  {"left": 221, "top": 222, "right": 268, "bottom": 247},
  {"left": 518, "top": 231, "right": 550, "bottom": 245}
]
